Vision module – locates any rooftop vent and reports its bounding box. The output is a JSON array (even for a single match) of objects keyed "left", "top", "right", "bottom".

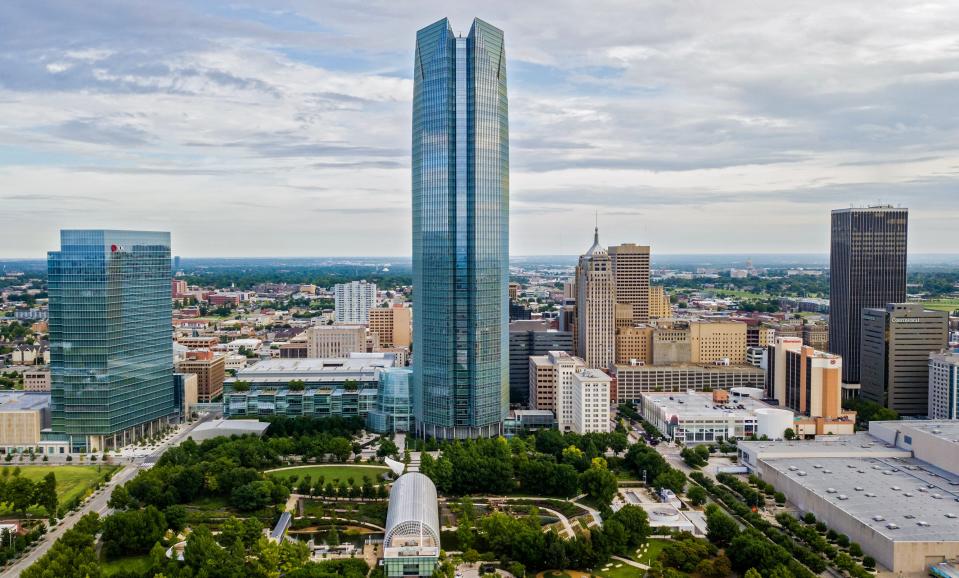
[
  {"left": 904, "top": 492, "right": 914, "bottom": 497},
  {"left": 857, "top": 470, "right": 866, "bottom": 474},
  {"left": 855, "top": 487, "right": 864, "bottom": 491},
  {"left": 946, "top": 513, "right": 958, "bottom": 519},
  {"left": 865, "top": 493, "right": 877, "bottom": 497},
  {"left": 838, "top": 495, "right": 849, "bottom": 500},
  {"left": 789, "top": 466, "right": 798, "bottom": 471},
  {"left": 904, "top": 514, "right": 916, "bottom": 519},
  {"left": 933, "top": 494, "right": 943, "bottom": 499},
  {"left": 798, "top": 471, "right": 807, "bottom": 476},
  {"left": 892, "top": 486, "right": 902, "bottom": 491},
  {"left": 847, "top": 464, "right": 857, "bottom": 468},
  {"left": 917, "top": 521, "right": 931, "bottom": 527},
  {"left": 824, "top": 469, "right": 833, "bottom": 474},
  {"left": 873, "top": 515, "right": 885, "bottom": 521},
  {"left": 814, "top": 464, "right": 824, "bottom": 469},
  {"left": 886, "top": 523, "right": 899, "bottom": 530},
  {"left": 827, "top": 488, "right": 838, "bottom": 493}
]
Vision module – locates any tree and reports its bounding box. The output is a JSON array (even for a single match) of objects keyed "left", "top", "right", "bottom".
[
  {"left": 774, "top": 491, "right": 786, "bottom": 505},
  {"left": 687, "top": 485, "right": 708, "bottom": 506},
  {"left": 36, "top": 472, "right": 58, "bottom": 515},
  {"left": 101, "top": 506, "right": 167, "bottom": 559},
  {"left": 579, "top": 464, "right": 618, "bottom": 507},
  {"left": 849, "top": 542, "right": 863, "bottom": 558},
  {"left": 744, "top": 569, "right": 763, "bottom": 578},
  {"left": 8, "top": 475, "right": 34, "bottom": 515},
  {"left": 163, "top": 505, "right": 188, "bottom": 532},
  {"left": 610, "top": 505, "right": 650, "bottom": 548},
  {"left": 862, "top": 556, "right": 876, "bottom": 569},
  {"left": 377, "top": 438, "right": 399, "bottom": 458},
  {"left": 288, "top": 380, "right": 306, "bottom": 392},
  {"left": 783, "top": 428, "right": 796, "bottom": 440},
  {"left": 705, "top": 504, "right": 739, "bottom": 546},
  {"left": 653, "top": 468, "right": 686, "bottom": 494}
]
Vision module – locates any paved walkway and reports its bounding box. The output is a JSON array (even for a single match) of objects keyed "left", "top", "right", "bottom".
[{"left": 611, "top": 555, "right": 649, "bottom": 571}]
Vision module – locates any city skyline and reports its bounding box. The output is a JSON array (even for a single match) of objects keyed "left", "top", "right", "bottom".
[{"left": 1, "top": 2, "right": 958, "bottom": 257}]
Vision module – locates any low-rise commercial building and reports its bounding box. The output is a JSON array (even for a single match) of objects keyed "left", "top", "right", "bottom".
[
  {"left": 227, "top": 352, "right": 396, "bottom": 389},
  {"left": 638, "top": 389, "right": 788, "bottom": 443},
  {"left": 0, "top": 392, "right": 50, "bottom": 453},
  {"left": 224, "top": 387, "right": 377, "bottom": 420},
  {"left": 739, "top": 422, "right": 959, "bottom": 576},
  {"left": 615, "top": 363, "right": 765, "bottom": 401}
]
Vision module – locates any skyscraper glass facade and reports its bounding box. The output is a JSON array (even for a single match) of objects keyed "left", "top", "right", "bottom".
[
  {"left": 47, "top": 230, "right": 174, "bottom": 452},
  {"left": 412, "top": 18, "right": 509, "bottom": 438}
]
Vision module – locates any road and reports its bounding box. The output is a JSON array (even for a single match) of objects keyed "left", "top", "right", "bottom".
[{"left": 0, "top": 414, "right": 214, "bottom": 578}]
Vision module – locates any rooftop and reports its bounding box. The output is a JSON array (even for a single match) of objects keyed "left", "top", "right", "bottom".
[
  {"left": 0, "top": 391, "right": 50, "bottom": 411},
  {"left": 236, "top": 354, "right": 396, "bottom": 375},
  {"left": 763, "top": 454, "right": 959, "bottom": 542},
  {"left": 642, "top": 391, "right": 781, "bottom": 420}
]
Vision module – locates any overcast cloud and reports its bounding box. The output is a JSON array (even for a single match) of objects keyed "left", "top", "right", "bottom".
[{"left": 0, "top": 0, "right": 957, "bottom": 257}]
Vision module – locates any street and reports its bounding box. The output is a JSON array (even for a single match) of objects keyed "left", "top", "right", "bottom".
[{"left": 0, "top": 414, "right": 214, "bottom": 577}]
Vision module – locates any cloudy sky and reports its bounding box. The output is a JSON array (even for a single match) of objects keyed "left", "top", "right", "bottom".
[{"left": 1, "top": 1, "right": 957, "bottom": 258}]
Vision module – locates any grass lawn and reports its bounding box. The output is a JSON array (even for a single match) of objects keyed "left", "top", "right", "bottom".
[
  {"left": 920, "top": 299, "right": 959, "bottom": 312},
  {"left": 101, "top": 554, "right": 151, "bottom": 577},
  {"left": 632, "top": 538, "right": 669, "bottom": 566},
  {"left": 265, "top": 464, "right": 390, "bottom": 485},
  {"left": 0, "top": 465, "right": 117, "bottom": 509}
]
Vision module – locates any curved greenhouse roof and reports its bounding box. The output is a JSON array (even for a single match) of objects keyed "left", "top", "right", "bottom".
[{"left": 384, "top": 472, "right": 439, "bottom": 549}]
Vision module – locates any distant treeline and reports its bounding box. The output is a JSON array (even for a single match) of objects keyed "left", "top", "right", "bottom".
[{"left": 182, "top": 264, "right": 412, "bottom": 291}]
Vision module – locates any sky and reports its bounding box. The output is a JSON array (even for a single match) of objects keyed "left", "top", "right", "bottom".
[{"left": 1, "top": 1, "right": 957, "bottom": 258}]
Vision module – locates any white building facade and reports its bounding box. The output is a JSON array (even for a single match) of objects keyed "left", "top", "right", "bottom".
[
  {"left": 334, "top": 280, "right": 378, "bottom": 324},
  {"left": 572, "top": 368, "right": 611, "bottom": 434},
  {"left": 928, "top": 350, "right": 959, "bottom": 419}
]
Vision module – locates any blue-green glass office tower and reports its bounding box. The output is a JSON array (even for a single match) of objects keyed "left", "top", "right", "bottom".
[
  {"left": 46, "top": 230, "right": 174, "bottom": 453},
  {"left": 412, "top": 18, "right": 509, "bottom": 439}
]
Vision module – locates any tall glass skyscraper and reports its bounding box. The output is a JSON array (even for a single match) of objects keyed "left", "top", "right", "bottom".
[
  {"left": 45, "top": 230, "right": 174, "bottom": 453},
  {"left": 412, "top": 18, "right": 509, "bottom": 439}
]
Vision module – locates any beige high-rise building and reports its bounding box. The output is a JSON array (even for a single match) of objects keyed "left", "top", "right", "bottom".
[
  {"left": 689, "top": 320, "right": 747, "bottom": 364},
  {"left": 616, "top": 325, "right": 653, "bottom": 365},
  {"left": 529, "top": 351, "right": 586, "bottom": 431},
  {"left": 609, "top": 243, "right": 651, "bottom": 325},
  {"left": 575, "top": 228, "right": 616, "bottom": 370},
  {"left": 765, "top": 337, "right": 853, "bottom": 435},
  {"left": 615, "top": 303, "right": 634, "bottom": 330},
  {"left": 306, "top": 324, "right": 367, "bottom": 358},
  {"left": 649, "top": 285, "right": 672, "bottom": 319},
  {"left": 368, "top": 306, "right": 412, "bottom": 348}
]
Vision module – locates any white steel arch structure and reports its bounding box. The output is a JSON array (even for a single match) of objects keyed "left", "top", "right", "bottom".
[{"left": 384, "top": 472, "right": 440, "bottom": 548}]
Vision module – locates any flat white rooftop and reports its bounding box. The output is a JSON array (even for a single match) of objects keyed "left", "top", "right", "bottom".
[
  {"left": 763, "top": 454, "right": 959, "bottom": 542},
  {"left": 642, "top": 391, "right": 779, "bottom": 420}
]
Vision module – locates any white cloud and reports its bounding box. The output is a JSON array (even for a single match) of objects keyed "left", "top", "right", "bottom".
[{"left": 0, "top": 0, "right": 957, "bottom": 257}]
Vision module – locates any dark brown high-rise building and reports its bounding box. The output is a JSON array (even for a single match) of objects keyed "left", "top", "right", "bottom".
[{"left": 829, "top": 206, "right": 908, "bottom": 384}]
